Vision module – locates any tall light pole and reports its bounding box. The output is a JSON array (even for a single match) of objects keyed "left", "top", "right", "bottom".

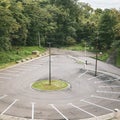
[
  {"left": 84, "top": 42, "right": 87, "bottom": 69},
  {"left": 85, "top": 42, "right": 87, "bottom": 65},
  {"left": 38, "top": 31, "right": 41, "bottom": 47},
  {"left": 95, "top": 36, "right": 98, "bottom": 76},
  {"left": 48, "top": 42, "right": 51, "bottom": 85}
]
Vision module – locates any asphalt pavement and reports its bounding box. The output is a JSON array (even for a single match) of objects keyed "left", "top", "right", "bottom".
[{"left": 0, "top": 49, "right": 120, "bottom": 120}]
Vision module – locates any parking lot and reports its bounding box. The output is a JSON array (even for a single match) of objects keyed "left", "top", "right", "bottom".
[{"left": 0, "top": 49, "right": 120, "bottom": 120}]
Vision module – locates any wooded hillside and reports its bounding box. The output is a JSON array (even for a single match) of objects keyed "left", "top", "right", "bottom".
[{"left": 0, "top": 0, "right": 120, "bottom": 51}]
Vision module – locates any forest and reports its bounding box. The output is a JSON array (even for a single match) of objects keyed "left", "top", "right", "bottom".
[{"left": 0, "top": 0, "right": 120, "bottom": 52}]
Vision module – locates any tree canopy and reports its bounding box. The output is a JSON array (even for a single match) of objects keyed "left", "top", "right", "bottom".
[{"left": 0, "top": 0, "right": 120, "bottom": 51}]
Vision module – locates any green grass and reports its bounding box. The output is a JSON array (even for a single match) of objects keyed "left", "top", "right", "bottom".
[
  {"left": 98, "top": 52, "right": 109, "bottom": 61},
  {"left": 63, "top": 44, "right": 89, "bottom": 51},
  {"left": 32, "top": 80, "right": 69, "bottom": 91},
  {"left": 116, "top": 52, "right": 120, "bottom": 67},
  {"left": 0, "top": 46, "right": 46, "bottom": 69}
]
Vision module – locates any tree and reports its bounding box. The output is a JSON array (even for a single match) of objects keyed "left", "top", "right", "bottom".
[
  {"left": 0, "top": 1, "right": 20, "bottom": 50},
  {"left": 10, "top": 1, "right": 29, "bottom": 46},
  {"left": 98, "top": 9, "right": 117, "bottom": 50}
]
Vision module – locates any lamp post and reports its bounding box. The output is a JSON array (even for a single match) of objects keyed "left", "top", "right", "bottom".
[
  {"left": 85, "top": 42, "right": 87, "bottom": 65},
  {"left": 95, "top": 36, "right": 98, "bottom": 76},
  {"left": 48, "top": 42, "right": 51, "bottom": 85},
  {"left": 38, "top": 31, "right": 41, "bottom": 47}
]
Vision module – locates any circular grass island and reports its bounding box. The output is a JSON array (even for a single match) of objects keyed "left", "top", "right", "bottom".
[{"left": 32, "top": 80, "right": 69, "bottom": 91}]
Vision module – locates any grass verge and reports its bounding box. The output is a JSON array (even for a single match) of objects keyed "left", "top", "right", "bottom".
[
  {"left": 63, "top": 44, "right": 89, "bottom": 51},
  {"left": 97, "top": 52, "right": 109, "bottom": 61},
  {"left": 32, "top": 80, "right": 69, "bottom": 91},
  {"left": 116, "top": 51, "right": 120, "bottom": 67},
  {"left": 0, "top": 46, "right": 46, "bottom": 69}
]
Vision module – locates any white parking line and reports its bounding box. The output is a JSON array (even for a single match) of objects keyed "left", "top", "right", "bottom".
[
  {"left": 31, "top": 102, "right": 35, "bottom": 120},
  {"left": 68, "top": 55, "right": 78, "bottom": 61},
  {"left": 91, "top": 95, "right": 120, "bottom": 102},
  {"left": 88, "top": 74, "right": 104, "bottom": 80},
  {"left": 95, "top": 77, "right": 120, "bottom": 84},
  {"left": 1, "top": 99, "right": 19, "bottom": 115},
  {"left": 96, "top": 90, "right": 120, "bottom": 94},
  {"left": 95, "top": 79, "right": 116, "bottom": 84},
  {"left": 81, "top": 100, "right": 113, "bottom": 112},
  {"left": 50, "top": 104, "right": 69, "bottom": 120},
  {"left": 68, "top": 103, "right": 97, "bottom": 118},
  {"left": 99, "top": 85, "right": 120, "bottom": 88},
  {"left": 78, "top": 70, "right": 88, "bottom": 78},
  {"left": 0, "top": 95, "right": 7, "bottom": 99}
]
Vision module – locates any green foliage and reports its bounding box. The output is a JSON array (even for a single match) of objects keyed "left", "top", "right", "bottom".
[
  {"left": 66, "top": 36, "right": 76, "bottom": 45},
  {"left": 116, "top": 48, "right": 120, "bottom": 67},
  {"left": 98, "top": 9, "right": 117, "bottom": 50},
  {"left": 0, "top": 46, "right": 46, "bottom": 68},
  {"left": 98, "top": 52, "right": 109, "bottom": 61},
  {"left": 64, "top": 44, "right": 87, "bottom": 51},
  {"left": 0, "top": 37, "right": 11, "bottom": 51},
  {"left": 0, "top": 0, "right": 119, "bottom": 54}
]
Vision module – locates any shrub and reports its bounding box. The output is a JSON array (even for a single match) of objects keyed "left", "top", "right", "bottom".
[{"left": 66, "top": 36, "right": 76, "bottom": 45}]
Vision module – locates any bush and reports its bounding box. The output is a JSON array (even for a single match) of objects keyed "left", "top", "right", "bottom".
[
  {"left": 66, "top": 36, "right": 76, "bottom": 45},
  {"left": 116, "top": 48, "right": 120, "bottom": 67},
  {"left": 0, "top": 37, "right": 12, "bottom": 51}
]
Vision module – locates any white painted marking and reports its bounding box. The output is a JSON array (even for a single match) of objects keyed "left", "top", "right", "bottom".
[
  {"left": 68, "top": 103, "right": 97, "bottom": 118},
  {"left": 1, "top": 99, "right": 19, "bottom": 115},
  {"left": 78, "top": 57, "right": 86, "bottom": 63},
  {"left": 68, "top": 55, "right": 78, "bottom": 60},
  {"left": 50, "top": 104, "right": 69, "bottom": 120},
  {"left": 88, "top": 74, "right": 104, "bottom": 80},
  {"left": 96, "top": 90, "right": 120, "bottom": 94},
  {"left": 68, "top": 55, "right": 84, "bottom": 63},
  {"left": 95, "top": 78, "right": 120, "bottom": 84},
  {"left": 91, "top": 95, "right": 120, "bottom": 102},
  {"left": 78, "top": 70, "right": 88, "bottom": 78},
  {"left": 99, "top": 85, "right": 120, "bottom": 88},
  {"left": 0, "top": 95, "right": 7, "bottom": 99},
  {"left": 95, "top": 80, "right": 114, "bottom": 84},
  {"left": 31, "top": 102, "right": 35, "bottom": 120},
  {"left": 81, "top": 100, "right": 113, "bottom": 112}
]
